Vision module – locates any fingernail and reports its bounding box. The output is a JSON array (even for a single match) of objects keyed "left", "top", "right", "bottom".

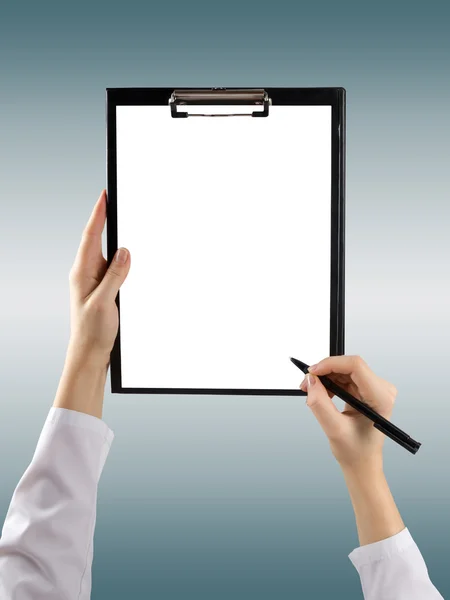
[
  {"left": 300, "top": 376, "right": 307, "bottom": 390},
  {"left": 307, "top": 374, "right": 315, "bottom": 388},
  {"left": 116, "top": 248, "right": 128, "bottom": 264},
  {"left": 308, "top": 364, "right": 318, "bottom": 373}
]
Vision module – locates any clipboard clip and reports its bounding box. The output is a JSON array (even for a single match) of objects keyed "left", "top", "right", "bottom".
[{"left": 170, "top": 88, "right": 271, "bottom": 118}]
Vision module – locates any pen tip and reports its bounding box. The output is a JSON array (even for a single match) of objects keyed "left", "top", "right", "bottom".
[{"left": 289, "top": 357, "right": 308, "bottom": 372}]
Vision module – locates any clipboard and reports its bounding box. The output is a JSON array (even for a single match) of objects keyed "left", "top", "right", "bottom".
[{"left": 106, "top": 87, "right": 346, "bottom": 395}]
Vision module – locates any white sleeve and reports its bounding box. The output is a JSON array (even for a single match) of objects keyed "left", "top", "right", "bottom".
[
  {"left": 0, "top": 407, "right": 114, "bottom": 600},
  {"left": 349, "top": 527, "right": 444, "bottom": 599}
]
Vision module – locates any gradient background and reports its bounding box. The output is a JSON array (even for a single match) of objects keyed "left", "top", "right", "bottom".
[{"left": 0, "top": 1, "right": 449, "bottom": 598}]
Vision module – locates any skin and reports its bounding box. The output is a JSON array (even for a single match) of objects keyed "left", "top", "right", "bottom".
[
  {"left": 300, "top": 358, "right": 405, "bottom": 546},
  {"left": 54, "top": 189, "right": 131, "bottom": 419},
  {"left": 54, "top": 189, "right": 405, "bottom": 547}
]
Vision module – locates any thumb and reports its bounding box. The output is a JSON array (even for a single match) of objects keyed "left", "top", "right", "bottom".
[
  {"left": 305, "top": 373, "right": 343, "bottom": 439},
  {"left": 97, "top": 247, "right": 131, "bottom": 304}
]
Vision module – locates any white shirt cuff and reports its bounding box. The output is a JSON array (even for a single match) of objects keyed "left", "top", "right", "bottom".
[
  {"left": 348, "top": 527, "right": 415, "bottom": 569},
  {"left": 46, "top": 406, "right": 114, "bottom": 448}
]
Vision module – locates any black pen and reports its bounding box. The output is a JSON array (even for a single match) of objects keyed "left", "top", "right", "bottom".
[{"left": 289, "top": 357, "right": 421, "bottom": 455}]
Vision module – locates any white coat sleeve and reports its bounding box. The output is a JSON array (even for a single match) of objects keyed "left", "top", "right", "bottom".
[
  {"left": 0, "top": 406, "right": 114, "bottom": 600},
  {"left": 349, "top": 526, "right": 444, "bottom": 599}
]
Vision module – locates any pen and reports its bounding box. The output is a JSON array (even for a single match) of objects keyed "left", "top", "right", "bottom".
[{"left": 289, "top": 357, "right": 421, "bottom": 455}]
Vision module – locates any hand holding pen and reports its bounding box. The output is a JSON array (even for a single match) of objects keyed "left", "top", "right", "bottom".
[
  {"left": 292, "top": 354, "right": 422, "bottom": 552},
  {"left": 291, "top": 356, "right": 421, "bottom": 455},
  {"left": 293, "top": 355, "right": 410, "bottom": 469}
]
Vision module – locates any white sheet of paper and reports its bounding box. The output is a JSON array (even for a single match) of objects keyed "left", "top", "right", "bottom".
[{"left": 116, "top": 104, "right": 331, "bottom": 389}]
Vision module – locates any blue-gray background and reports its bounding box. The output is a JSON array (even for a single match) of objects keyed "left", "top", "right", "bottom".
[{"left": 1, "top": 1, "right": 449, "bottom": 598}]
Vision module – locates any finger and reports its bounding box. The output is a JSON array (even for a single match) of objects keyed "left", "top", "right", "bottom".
[
  {"left": 74, "top": 190, "right": 107, "bottom": 269},
  {"left": 94, "top": 247, "right": 131, "bottom": 305},
  {"left": 84, "top": 189, "right": 107, "bottom": 237},
  {"left": 308, "top": 355, "right": 370, "bottom": 378},
  {"left": 308, "top": 355, "right": 375, "bottom": 395},
  {"left": 300, "top": 376, "right": 334, "bottom": 399},
  {"left": 305, "top": 374, "right": 343, "bottom": 439},
  {"left": 309, "top": 355, "right": 395, "bottom": 416}
]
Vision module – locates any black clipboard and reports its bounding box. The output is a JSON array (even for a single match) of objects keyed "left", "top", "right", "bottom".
[{"left": 106, "top": 87, "right": 346, "bottom": 395}]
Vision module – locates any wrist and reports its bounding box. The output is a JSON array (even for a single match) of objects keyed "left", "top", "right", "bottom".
[
  {"left": 53, "top": 349, "right": 108, "bottom": 420},
  {"left": 341, "top": 458, "right": 384, "bottom": 483},
  {"left": 66, "top": 337, "right": 111, "bottom": 372},
  {"left": 341, "top": 461, "right": 404, "bottom": 546}
]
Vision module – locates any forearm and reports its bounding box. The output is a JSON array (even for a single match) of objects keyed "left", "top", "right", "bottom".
[
  {"left": 342, "top": 462, "right": 405, "bottom": 547},
  {"left": 53, "top": 341, "right": 108, "bottom": 419}
]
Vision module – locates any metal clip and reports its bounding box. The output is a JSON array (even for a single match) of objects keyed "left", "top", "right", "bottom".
[{"left": 170, "top": 88, "right": 270, "bottom": 118}]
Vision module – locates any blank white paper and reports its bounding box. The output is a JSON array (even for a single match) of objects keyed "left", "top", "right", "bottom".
[{"left": 116, "top": 104, "right": 331, "bottom": 389}]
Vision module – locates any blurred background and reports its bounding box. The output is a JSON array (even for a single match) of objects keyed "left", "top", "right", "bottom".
[{"left": 1, "top": 1, "right": 449, "bottom": 598}]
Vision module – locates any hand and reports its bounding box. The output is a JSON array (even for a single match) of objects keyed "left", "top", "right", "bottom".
[
  {"left": 67, "top": 190, "right": 131, "bottom": 368},
  {"left": 300, "top": 355, "right": 397, "bottom": 471}
]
